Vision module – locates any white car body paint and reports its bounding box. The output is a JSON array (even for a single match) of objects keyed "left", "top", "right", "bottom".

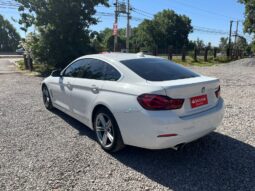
[{"left": 42, "top": 53, "right": 224, "bottom": 149}]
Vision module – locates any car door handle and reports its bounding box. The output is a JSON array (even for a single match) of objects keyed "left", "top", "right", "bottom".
[
  {"left": 66, "top": 82, "right": 72, "bottom": 89},
  {"left": 91, "top": 85, "right": 99, "bottom": 94}
]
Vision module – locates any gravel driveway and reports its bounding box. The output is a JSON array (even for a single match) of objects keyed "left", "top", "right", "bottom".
[{"left": 0, "top": 58, "right": 254, "bottom": 191}]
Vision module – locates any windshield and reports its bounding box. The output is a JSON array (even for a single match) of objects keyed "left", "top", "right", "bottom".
[{"left": 121, "top": 58, "right": 199, "bottom": 81}]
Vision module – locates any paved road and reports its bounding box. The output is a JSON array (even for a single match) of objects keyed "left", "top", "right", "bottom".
[
  {"left": 0, "top": 59, "right": 254, "bottom": 191},
  {"left": 0, "top": 55, "right": 23, "bottom": 59}
]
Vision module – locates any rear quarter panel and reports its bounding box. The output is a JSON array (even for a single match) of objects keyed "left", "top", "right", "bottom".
[{"left": 88, "top": 81, "right": 165, "bottom": 128}]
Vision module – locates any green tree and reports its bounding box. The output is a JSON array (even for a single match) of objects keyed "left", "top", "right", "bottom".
[
  {"left": 15, "top": 0, "right": 108, "bottom": 68},
  {"left": 194, "top": 38, "right": 205, "bottom": 50},
  {"left": 133, "top": 20, "right": 157, "bottom": 51},
  {"left": 239, "top": 0, "right": 255, "bottom": 34},
  {"left": 251, "top": 41, "right": 255, "bottom": 54},
  {"left": 0, "top": 15, "right": 20, "bottom": 52},
  {"left": 219, "top": 37, "right": 229, "bottom": 54},
  {"left": 131, "top": 10, "right": 192, "bottom": 52},
  {"left": 235, "top": 36, "right": 248, "bottom": 51},
  {"left": 153, "top": 10, "right": 192, "bottom": 50}
]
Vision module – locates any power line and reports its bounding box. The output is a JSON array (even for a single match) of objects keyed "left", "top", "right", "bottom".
[
  {"left": 98, "top": 11, "right": 231, "bottom": 35},
  {"left": 97, "top": 12, "right": 143, "bottom": 22},
  {"left": 168, "top": 0, "right": 241, "bottom": 21},
  {"left": 132, "top": 9, "right": 153, "bottom": 19},
  {"left": 132, "top": 7, "right": 154, "bottom": 17},
  {"left": 193, "top": 26, "right": 229, "bottom": 35}
]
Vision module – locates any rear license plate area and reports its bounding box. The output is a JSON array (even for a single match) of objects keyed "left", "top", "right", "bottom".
[{"left": 190, "top": 95, "right": 208, "bottom": 108}]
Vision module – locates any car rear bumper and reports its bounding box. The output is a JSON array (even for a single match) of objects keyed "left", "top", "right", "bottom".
[{"left": 114, "top": 98, "right": 224, "bottom": 149}]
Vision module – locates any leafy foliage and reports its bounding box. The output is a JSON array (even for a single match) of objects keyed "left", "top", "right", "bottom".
[
  {"left": 239, "top": 0, "right": 255, "bottom": 34},
  {"left": 219, "top": 37, "right": 229, "bottom": 54},
  {"left": 95, "top": 9, "right": 192, "bottom": 53},
  {"left": 0, "top": 14, "right": 21, "bottom": 52},
  {"left": 15, "top": 0, "right": 108, "bottom": 68},
  {"left": 94, "top": 28, "right": 126, "bottom": 51},
  {"left": 132, "top": 10, "right": 192, "bottom": 51},
  {"left": 239, "top": 0, "right": 255, "bottom": 53}
]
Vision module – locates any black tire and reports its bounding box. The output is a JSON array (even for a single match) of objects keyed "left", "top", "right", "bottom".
[
  {"left": 42, "top": 86, "right": 54, "bottom": 110},
  {"left": 93, "top": 107, "right": 125, "bottom": 152}
]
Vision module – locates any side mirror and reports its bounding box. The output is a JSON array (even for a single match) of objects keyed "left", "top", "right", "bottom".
[{"left": 51, "top": 70, "right": 62, "bottom": 77}]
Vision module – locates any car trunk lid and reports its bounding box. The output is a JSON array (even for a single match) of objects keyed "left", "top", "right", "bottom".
[{"left": 147, "top": 76, "right": 220, "bottom": 117}]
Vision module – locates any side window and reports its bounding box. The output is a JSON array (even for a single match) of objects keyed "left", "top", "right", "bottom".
[
  {"left": 64, "top": 60, "right": 84, "bottom": 78},
  {"left": 83, "top": 59, "right": 105, "bottom": 80},
  {"left": 64, "top": 59, "right": 120, "bottom": 81},
  {"left": 64, "top": 59, "right": 105, "bottom": 79},
  {"left": 104, "top": 63, "right": 121, "bottom": 81}
]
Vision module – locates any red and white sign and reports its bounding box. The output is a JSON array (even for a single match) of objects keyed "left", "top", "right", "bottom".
[
  {"left": 190, "top": 95, "right": 208, "bottom": 108},
  {"left": 113, "top": 23, "right": 118, "bottom": 36}
]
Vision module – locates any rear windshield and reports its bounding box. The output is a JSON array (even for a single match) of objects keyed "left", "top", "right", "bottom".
[{"left": 121, "top": 58, "right": 199, "bottom": 81}]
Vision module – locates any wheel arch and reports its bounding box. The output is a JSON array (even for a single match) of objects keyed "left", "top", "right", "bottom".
[
  {"left": 91, "top": 104, "right": 112, "bottom": 124},
  {"left": 91, "top": 103, "right": 121, "bottom": 134},
  {"left": 91, "top": 103, "right": 125, "bottom": 150},
  {"left": 41, "top": 83, "right": 47, "bottom": 91}
]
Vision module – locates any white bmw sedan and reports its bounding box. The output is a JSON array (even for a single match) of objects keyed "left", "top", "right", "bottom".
[{"left": 42, "top": 53, "right": 224, "bottom": 152}]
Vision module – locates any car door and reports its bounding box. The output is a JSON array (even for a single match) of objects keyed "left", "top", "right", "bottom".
[
  {"left": 69, "top": 58, "right": 106, "bottom": 124},
  {"left": 51, "top": 60, "right": 83, "bottom": 112}
]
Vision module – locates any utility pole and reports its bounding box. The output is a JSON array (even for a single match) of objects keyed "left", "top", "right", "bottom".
[
  {"left": 228, "top": 20, "right": 233, "bottom": 58},
  {"left": 126, "top": 0, "right": 131, "bottom": 53},
  {"left": 114, "top": 0, "right": 118, "bottom": 52},
  {"left": 234, "top": 20, "right": 239, "bottom": 59},
  {"left": 234, "top": 21, "right": 239, "bottom": 45}
]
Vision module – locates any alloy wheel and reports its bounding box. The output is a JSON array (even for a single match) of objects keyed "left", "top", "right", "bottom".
[
  {"left": 95, "top": 113, "right": 115, "bottom": 148},
  {"left": 42, "top": 87, "right": 50, "bottom": 108}
]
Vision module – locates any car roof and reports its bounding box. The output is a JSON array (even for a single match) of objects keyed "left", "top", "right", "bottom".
[
  {"left": 80, "top": 52, "right": 158, "bottom": 62},
  {"left": 70, "top": 53, "right": 166, "bottom": 83}
]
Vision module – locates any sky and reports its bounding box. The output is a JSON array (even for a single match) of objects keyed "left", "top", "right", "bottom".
[{"left": 0, "top": 0, "right": 252, "bottom": 46}]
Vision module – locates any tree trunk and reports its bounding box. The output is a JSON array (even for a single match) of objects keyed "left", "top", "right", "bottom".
[{"left": 23, "top": 54, "right": 29, "bottom": 70}]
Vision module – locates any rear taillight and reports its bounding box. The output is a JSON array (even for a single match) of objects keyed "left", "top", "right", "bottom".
[
  {"left": 137, "top": 94, "right": 184, "bottom": 110},
  {"left": 215, "top": 86, "right": 221, "bottom": 98}
]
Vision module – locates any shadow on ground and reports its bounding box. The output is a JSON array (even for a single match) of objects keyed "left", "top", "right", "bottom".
[{"left": 52, "top": 109, "right": 255, "bottom": 191}]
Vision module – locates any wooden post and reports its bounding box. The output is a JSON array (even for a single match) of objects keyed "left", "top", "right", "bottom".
[
  {"left": 214, "top": 48, "right": 217, "bottom": 59},
  {"left": 153, "top": 46, "right": 158, "bottom": 56},
  {"left": 182, "top": 46, "right": 186, "bottom": 61},
  {"left": 204, "top": 47, "right": 208, "bottom": 62},
  {"left": 194, "top": 48, "right": 197, "bottom": 62},
  {"left": 227, "top": 48, "right": 230, "bottom": 59},
  {"left": 153, "top": 48, "right": 156, "bottom": 56},
  {"left": 168, "top": 46, "right": 172, "bottom": 60}
]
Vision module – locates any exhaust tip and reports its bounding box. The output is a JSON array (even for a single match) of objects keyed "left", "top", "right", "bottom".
[{"left": 173, "top": 143, "right": 186, "bottom": 151}]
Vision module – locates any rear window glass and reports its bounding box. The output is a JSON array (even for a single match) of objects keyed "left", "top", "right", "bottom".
[{"left": 121, "top": 58, "right": 199, "bottom": 81}]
